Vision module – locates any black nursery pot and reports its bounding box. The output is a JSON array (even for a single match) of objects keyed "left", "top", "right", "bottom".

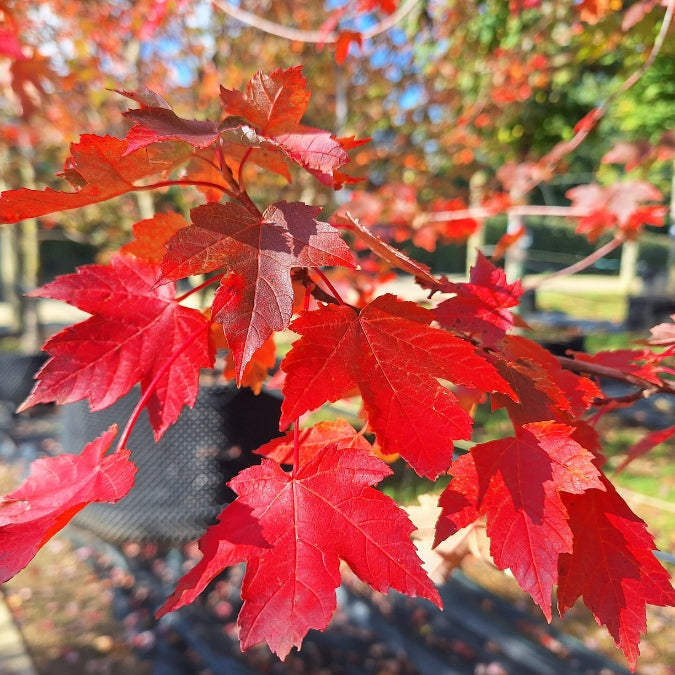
[
  {"left": 0, "top": 352, "right": 49, "bottom": 407},
  {"left": 60, "top": 384, "right": 282, "bottom": 545}
]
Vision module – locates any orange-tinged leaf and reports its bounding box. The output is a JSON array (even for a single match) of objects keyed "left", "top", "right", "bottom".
[
  {"left": 120, "top": 212, "right": 189, "bottom": 262},
  {"left": 224, "top": 334, "right": 276, "bottom": 394},
  {"left": 0, "top": 135, "right": 184, "bottom": 223},
  {"left": 255, "top": 419, "right": 372, "bottom": 465}
]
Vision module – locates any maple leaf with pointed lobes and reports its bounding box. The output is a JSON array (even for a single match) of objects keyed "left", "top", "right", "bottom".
[
  {"left": 157, "top": 444, "right": 440, "bottom": 659},
  {"left": 0, "top": 135, "right": 186, "bottom": 224},
  {"left": 566, "top": 181, "right": 665, "bottom": 242},
  {"left": 255, "top": 419, "right": 372, "bottom": 466},
  {"left": 281, "top": 294, "right": 516, "bottom": 479},
  {"left": 433, "top": 252, "right": 522, "bottom": 348},
  {"left": 19, "top": 255, "right": 212, "bottom": 440},
  {"left": 160, "top": 200, "right": 355, "bottom": 380},
  {"left": 117, "top": 88, "right": 220, "bottom": 154},
  {"left": 219, "top": 66, "right": 366, "bottom": 188},
  {"left": 558, "top": 475, "right": 675, "bottom": 670},
  {"left": 435, "top": 421, "right": 604, "bottom": 620},
  {"left": 0, "top": 426, "right": 135, "bottom": 583},
  {"left": 491, "top": 335, "right": 601, "bottom": 427}
]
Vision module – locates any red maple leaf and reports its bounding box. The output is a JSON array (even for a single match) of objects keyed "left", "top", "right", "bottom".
[
  {"left": 19, "top": 254, "right": 213, "bottom": 439},
  {"left": 0, "top": 135, "right": 187, "bottom": 223},
  {"left": 571, "top": 349, "right": 664, "bottom": 386},
  {"left": 255, "top": 419, "right": 372, "bottom": 466},
  {"left": 566, "top": 181, "right": 665, "bottom": 241},
  {"left": 433, "top": 252, "right": 522, "bottom": 347},
  {"left": 160, "top": 200, "right": 355, "bottom": 379},
  {"left": 280, "top": 294, "right": 515, "bottom": 479},
  {"left": 492, "top": 335, "right": 600, "bottom": 426},
  {"left": 157, "top": 444, "right": 440, "bottom": 659},
  {"left": 435, "top": 421, "right": 604, "bottom": 619},
  {"left": 117, "top": 88, "right": 220, "bottom": 153},
  {"left": 0, "top": 426, "right": 135, "bottom": 583},
  {"left": 558, "top": 475, "right": 675, "bottom": 670},
  {"left": 219, "top": 67, "right": 365, "bottom": 188}
]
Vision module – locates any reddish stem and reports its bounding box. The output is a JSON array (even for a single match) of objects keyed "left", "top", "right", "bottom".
[
  {"left": 175, "top": 273, "right": 225, "bottom": 303},
  {"left": 524, "top": 236, "right": 624, "bottom": 291},
  {"left": 292, "top": 420, "right": 300, "bottom": 477},
  {"left": 303, "top": 281, "right": 314, "bottom": 312},
  {"left": 137, "top": 179, "right": 235, "bottom": 198},
  {"left": 114, "top": 323, "right": 209, "bottom": 453},
  {"left": 314, "top": 269, "right": 346, "bottom": 305}
]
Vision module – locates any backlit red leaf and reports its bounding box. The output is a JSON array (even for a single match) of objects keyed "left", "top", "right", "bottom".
[
  {"left": 558, "top": 476, "right": 675, "bottom": 670},
  {"left": 120, "top": 212, "right": 189, "bottom": 262},
  {"left": 255, "top": 419, "right": 372, "bottom": 466},
  {"left": 281, "top": 294, "right": 515, "bottom": 479},
  {"left": 19, "top": 254, "right": 213, "bottom": 439},
  {"left": 435, "top": 421, "right": 603, "bottom": 619},
  {"left": 434, "top": 252, "right": 522, "bottom": 347},
  {"left": 219, "top": 67, "right": 362, "bottom": 187},
  {"left": 157, "top": 444, "right": 440, "bottom": 659},
  {"left": 0, "top": 426, "right": 135, "bottom": 583},
  {"left": 492, "top": 335, "right": 600, "bottom": 426},
  {"left": 161, "top": 200, "right": 355, "bottom": 380}
]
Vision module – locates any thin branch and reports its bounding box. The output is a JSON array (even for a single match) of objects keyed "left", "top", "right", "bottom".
[
  {"left": 557, "top": 354, "right": 675, "bottom": 395},
  {"left": 524, "top": 236, "right": 624, "bottom": 291},
  {"left": 417, "top": 204, "right": 593, "bottom": 225},
  {"left": 212, "top": 0, "right": 422, "bottom": 44},
  {"left": 136, "top": 179, "right": 235, "bottom": 199}
]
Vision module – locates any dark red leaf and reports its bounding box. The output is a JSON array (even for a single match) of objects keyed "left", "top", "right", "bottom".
[{"left": 161, "top": 200, "right": 355, "bottom": 379}]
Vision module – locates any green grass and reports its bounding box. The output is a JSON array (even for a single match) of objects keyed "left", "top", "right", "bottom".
[{"left": 535, "top": 290, "right": 626, "bottom": 323}]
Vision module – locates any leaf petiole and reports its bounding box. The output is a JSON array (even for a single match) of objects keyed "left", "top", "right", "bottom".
[{"left": 114, "top": 322, "right": 209, "bottom": 453}]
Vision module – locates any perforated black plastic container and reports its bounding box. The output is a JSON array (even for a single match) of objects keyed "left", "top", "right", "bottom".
[
  {"left": 60, "top": 384, "right": 282, "bottom": 544},
  {"left": 0, "top": 352, "right": 48, "bottom": 407}
]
